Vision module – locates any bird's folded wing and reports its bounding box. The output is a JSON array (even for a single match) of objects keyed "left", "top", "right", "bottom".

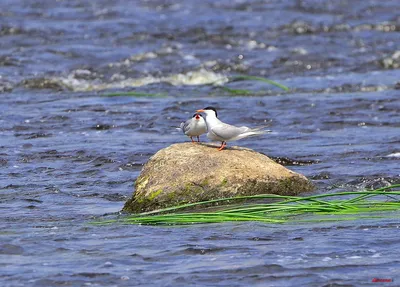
[
  {"left": 211, "top": 123, "right": 245, "bottom": 139},
  {"left": 181, "top": 120, "right": 191, "bottom": 133}
]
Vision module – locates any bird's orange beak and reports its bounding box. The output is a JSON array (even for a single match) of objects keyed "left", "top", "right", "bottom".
[{"left": 196, "top": 109, "right": 205, "bottom": 113}]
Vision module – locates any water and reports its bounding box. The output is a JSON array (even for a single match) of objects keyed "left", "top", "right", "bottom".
[{"left": 1, "top": 0, "right": 400, "bottom": 286}]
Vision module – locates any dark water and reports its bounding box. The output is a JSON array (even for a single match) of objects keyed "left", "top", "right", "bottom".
[{"left": 1, "top": 0, "right": 400, "bottom": 286}]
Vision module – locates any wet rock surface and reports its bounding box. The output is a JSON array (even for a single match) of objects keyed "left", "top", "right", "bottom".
[{"left": 124, "top": 143, "right": 313, "bottom": 213}]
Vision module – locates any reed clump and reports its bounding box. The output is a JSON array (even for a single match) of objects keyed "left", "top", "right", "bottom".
[{"left": 95, "top": 184, "right": 400, "bottom": 226}]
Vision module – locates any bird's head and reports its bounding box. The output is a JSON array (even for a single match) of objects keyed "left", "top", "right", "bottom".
[
  {"left": 192, "top": 113, "right": 203, "bottom": 120},
  {"left": 196, "top": 106, "right": 218, "bottom": 118}
]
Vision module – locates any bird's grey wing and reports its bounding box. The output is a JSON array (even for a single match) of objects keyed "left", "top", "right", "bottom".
[
  {"left": 210, "top": 123, "right": 246, "bottom": 140},
  {"left": 181, "top": 119, "right": 192, "bottom": 134}
]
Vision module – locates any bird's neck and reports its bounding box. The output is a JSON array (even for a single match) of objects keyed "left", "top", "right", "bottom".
[{"left": 204, "top": 115, "right": 221, "bottom": 129}]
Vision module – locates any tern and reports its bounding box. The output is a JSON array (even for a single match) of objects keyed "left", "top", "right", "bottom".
[
  {"left": 179, "top": 113, "right": 207, "bottom": 143},
  {"left": 196, "top": 106, "right": 267, "bottom": 150}
]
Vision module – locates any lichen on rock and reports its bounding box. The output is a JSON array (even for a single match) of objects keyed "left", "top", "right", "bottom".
[{"left": 123, "top": 143, "right": 314, "bottom": 213}]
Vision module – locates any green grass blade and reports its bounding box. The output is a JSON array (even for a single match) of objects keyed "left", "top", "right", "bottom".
[
  {"left": 92, "top": 184, "right": 400, "bottom": 226},
  {"left": 229, "top": 75, "right": 290, "bottom": 91}
]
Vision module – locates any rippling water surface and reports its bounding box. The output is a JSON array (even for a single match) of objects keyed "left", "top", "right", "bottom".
[{"left": 1, "top": 0, "right": 400, "bottom": 286}]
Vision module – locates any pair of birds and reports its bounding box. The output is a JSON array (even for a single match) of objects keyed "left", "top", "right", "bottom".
[{"left": 179, "top": 107, "right": 267, "bottom": 151}]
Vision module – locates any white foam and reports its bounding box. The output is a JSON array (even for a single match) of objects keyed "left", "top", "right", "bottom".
[
  {"left": 55, "top": 68, "right": 228, "bottom": 92},
  {"left": 386, "top": 152, "right": 400, "bottom": 158}
]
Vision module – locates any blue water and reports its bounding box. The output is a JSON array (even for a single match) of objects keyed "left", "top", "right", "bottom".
[{"left": 1, "top": 0, "right": 399, "bottom": 286}]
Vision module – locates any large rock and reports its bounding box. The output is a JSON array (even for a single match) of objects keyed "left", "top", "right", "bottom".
[{"left": 123, "top": 143, "right": 314, "bottom": 213}]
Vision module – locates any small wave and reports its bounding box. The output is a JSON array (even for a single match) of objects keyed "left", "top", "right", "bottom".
[
  {"left": 53, "top": 68, "right": 228, "bottom": 92},
  {"left": 386, "top": 152, "right": 400, "bottom": 158}
]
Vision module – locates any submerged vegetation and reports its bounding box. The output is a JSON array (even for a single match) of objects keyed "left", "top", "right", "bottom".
[
  {"left": 101, "top": 91, "right": 167, "bottom": 97},
  {"left": 95, "top": 184, "right": 400, "bottom": 226},
  {"left": 218, "top": 75, "right": 290, "bottom": 96},
  {"left": 101, "top": 75, "right": 289, "bottom": 97},
  {"left": 228, "top": 75, "right": 290, "bottom": 91}
]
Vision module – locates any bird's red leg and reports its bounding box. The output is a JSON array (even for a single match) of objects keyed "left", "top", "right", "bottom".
[
  {"left": 217, "top": 141, "right": 227, "bottom": 151},
  {"left": 197, "top": 136, "right": 200, "bottom": 142},
  {"left": 190, "top": 136, "right": 195, "bottom": 143}
]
